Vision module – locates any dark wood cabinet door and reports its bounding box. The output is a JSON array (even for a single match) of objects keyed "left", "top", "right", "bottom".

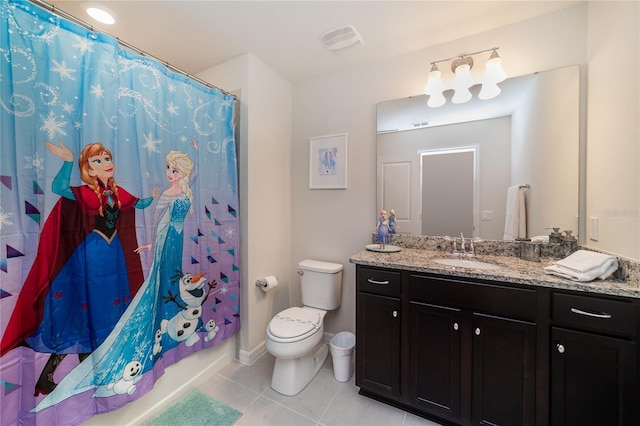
[
  {"left": 356, "top": 292, "right": 401, "bottom": 397},
  {"left": 472, "top": 313, "right": 536, "bottom": 426},
  {"left": 409, "top": 301, "right": 463, "bottom": 420},
  {"left": 551, "top": 327, "right": 637, "bottom": 426}
]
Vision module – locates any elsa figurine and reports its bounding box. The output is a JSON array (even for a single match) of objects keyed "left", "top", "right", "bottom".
[
  {"left": 376, "top": 209, "right": 390, "bottom": 249},
  {"left": 388, "top": 209, "right": 398, "bottom": 234}
]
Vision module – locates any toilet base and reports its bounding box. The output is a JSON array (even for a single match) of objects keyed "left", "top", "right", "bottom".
[{"left": 270, "top": 342, "right": 329, "bottom": 396}]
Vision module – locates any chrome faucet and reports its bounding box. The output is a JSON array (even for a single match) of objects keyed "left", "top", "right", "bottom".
[{"left": 452, "top": 232, "right": 475, "bottom": 256}]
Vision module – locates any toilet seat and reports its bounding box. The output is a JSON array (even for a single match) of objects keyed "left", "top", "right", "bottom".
[{"left": 268, "top": 307, "right": 321, "bottom": 342}]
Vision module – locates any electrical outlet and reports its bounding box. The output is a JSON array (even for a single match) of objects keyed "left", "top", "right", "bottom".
[
  {"left": 590, "top": 217, "right": 599, "bottom": 241},
  {"left": 481, "top": 210, "right": 494, "bottom": 220}
]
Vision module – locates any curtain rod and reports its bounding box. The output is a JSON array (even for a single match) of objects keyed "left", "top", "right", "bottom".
[{"left": 27, "top": 0, "right": 236, "bottom": 99}]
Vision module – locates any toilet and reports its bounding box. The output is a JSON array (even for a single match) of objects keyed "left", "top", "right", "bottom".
[{"left": 265, "top": 259, "right": 343, "bottom": 396}]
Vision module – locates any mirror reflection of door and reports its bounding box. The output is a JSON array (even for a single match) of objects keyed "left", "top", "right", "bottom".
[
  {"left": 377, "top": 155, "right": 421, "bottom": 235},
  {"left": 421, "top": 148, "right": 476, "bottom": 237}
]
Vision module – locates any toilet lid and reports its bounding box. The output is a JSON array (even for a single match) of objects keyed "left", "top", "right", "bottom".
[{"left": 269, "top": 307, "right": 321, "bottom": 339}]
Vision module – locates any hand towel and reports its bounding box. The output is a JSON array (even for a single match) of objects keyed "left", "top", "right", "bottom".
[
  {"left": 543, "top": 250, "right": 618, "bottom": 282},
  {"left": 530, "top": 235, "right": 549, "bottom": 244},
  {"left": 503, "top": 185, "right": 527, "bottom": 240}
]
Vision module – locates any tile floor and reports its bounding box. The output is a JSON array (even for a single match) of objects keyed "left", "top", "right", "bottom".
[{"left": 192, "top": 352, "right": 443, "bottom": 426}]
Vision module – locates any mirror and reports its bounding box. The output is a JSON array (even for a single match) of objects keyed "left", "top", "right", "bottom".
[{"left": 377, "top": 65, "right": 581, "bottom": 241}]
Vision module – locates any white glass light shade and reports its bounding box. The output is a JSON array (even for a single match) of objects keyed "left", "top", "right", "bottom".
[
  {"left": 484, "top": 51, "right": 507, "bottom": 83},
  {"left": 453, "top": 64, "right": 474, "bottom": 90},
  {"left": 427, "top": 91, "right": 446, "bottom": 108},
  {"left": 86, "top": 4, "right": 116, "bottom": 25},
  {"left": 478, "top": 81, "right": 501, "bottom": 100},
  {"left": 452, "top": 86, "right": 472, "bottom": 104},
  {"left": 424, "top": 66, "right": 444, "bottom": 96}
]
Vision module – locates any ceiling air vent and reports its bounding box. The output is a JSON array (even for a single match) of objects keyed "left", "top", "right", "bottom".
[{"left": 320, "top": 25, "right": 364, "bottom": 52}]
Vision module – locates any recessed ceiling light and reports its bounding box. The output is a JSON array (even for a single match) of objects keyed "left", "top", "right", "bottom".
[{"left": 84, "top": 2, "right": 116, "bottom": 25}]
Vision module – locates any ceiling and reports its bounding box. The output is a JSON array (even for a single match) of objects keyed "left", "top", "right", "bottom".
[{"left": 45, "top": 1, "right": 581, "bottom": 82}]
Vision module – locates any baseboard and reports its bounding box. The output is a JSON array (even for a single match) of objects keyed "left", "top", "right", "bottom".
[
  {"left": 238, "top": 340, "right": 267, "bottom": 365},
  {"left": 324, "top": 331, "right": 335, "bottom": 344}
]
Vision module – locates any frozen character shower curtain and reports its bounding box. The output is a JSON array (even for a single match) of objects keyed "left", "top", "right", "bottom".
[{"left": 0, "top": 1, "right": 241, "bottom": 424}]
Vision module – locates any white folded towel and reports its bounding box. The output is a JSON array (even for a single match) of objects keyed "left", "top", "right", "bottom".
[
  {"left": 544, "top": 250, "right": 618, "bottom": 282},
  {"left": 530, "top": 235, "right": 549, "bottom": 244}
]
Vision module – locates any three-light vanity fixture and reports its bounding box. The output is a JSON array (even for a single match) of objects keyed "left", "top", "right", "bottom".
[{"left": 424, "top": 47, "right": 507, "bottom": 108}]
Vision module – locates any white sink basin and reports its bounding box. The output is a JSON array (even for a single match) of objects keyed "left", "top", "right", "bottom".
[{"left": 432, "top": 258, "right": 502, "bottom": 270}]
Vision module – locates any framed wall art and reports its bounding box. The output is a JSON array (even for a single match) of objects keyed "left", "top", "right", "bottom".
[{"left": 309, "top": 133, "right": 348, "bottom": 189}]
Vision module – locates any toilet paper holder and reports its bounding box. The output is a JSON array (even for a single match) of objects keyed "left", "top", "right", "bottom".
[{"left": 255, "top": 275, "right": 278, "bottom": 291}]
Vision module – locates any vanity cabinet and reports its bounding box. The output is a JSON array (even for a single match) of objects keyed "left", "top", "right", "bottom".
[
  {"left": 355, "top": 265, "right": 539, "bottom": 425},
  {"left": 410, "top": 274, "right": 537, "bottom": 425},
  {"left": 409, "top": 301, "right": 463, "bottom": 419},
  {"left": 355, "top": 267, "right": 402, "bottom": 398},
  {"left": 550, "top": 292, "right": 638, "bottom": 425},
  {"left": 355, "top": 262, "right": 640, "bottom": 425}
]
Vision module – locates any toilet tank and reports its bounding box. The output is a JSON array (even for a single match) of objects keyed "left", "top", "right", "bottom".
[{"left": 298, "top": 259, "right": 343, "bottom": 310}]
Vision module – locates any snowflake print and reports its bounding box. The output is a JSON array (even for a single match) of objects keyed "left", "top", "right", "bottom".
[
  {"left": 90, "top": 83, "right": 105, "bottom": 99},
  {"left": 50, "top": 59, "right": 76, "bottom": 81},
  {"left": 142, "top": 132, "right": 161, "bottom": 155},
  {"left": 166, "top": 101, "right": 179, "bottom": 116},
  {"left": 24, "top": 151, "right": 45, "bottom": 171},
  {"left": 39, "top": 112, "right": 67, "bottom": 139},
  {"left": 223, "top": 227, "right": 237, "bottom": 240},
  {"left": 133, "top": 344, "right": 147, "bottom": 361},
  {"left": 62, "top": 102, "right": 74, "bottom": 113},
  {"left": 0, "top": 208, "right": 13, "bottom": 232},
  {"left": 72, "top": 35, "right": 93, "bottom": 54},
  {"left": 132, "top": 327, "right": 145, "bottom": 343}
]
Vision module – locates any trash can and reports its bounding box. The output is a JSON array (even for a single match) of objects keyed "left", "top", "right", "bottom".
[{"left": 329, "top": 331, "right": 355, "bottom": 382}]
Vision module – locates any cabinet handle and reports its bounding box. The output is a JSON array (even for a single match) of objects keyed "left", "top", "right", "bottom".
[
  {"left": 453, "top": 322, "right": 459, "bottom": 331},
  {"left": 570, "top": 307, "right": 612, "bottom": 319},
  {"left": 475, "top": 327, "right": 481, "bottom": 336},
  {"left": 557, "top": 343, "right": 565, "bottom": 354},
  {"left": 392, "top": 310, "right": 398, "bottom": 318},
  {"left": 367, "top": 278, "right": 390, "bottom": 285}
]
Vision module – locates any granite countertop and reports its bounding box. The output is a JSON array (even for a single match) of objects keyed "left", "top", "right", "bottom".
[{"left": 350, "top": 248, "right": 640, "bottom": 299}]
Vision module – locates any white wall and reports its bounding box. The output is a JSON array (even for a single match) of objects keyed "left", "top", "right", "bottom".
[
  {"left": 198, "top": 53, "right": 293, "bottom": 362},
  {"left": 511, "top": 65, "right": 581, "bottom": 239},
  {"left": 585, "top": 1, "right": 639, "bottom": 258},
  {"left": 292, "top": 3, "right": 640, "bottom": 336}
]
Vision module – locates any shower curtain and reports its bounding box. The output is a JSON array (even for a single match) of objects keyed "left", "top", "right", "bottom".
[{"left": 0, "top": 1, "right": 240, "bottom": 424}]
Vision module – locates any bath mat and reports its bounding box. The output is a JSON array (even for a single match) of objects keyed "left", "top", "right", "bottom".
[{"left": 145, "top": 389, "right": 242, "bottom": 426}]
